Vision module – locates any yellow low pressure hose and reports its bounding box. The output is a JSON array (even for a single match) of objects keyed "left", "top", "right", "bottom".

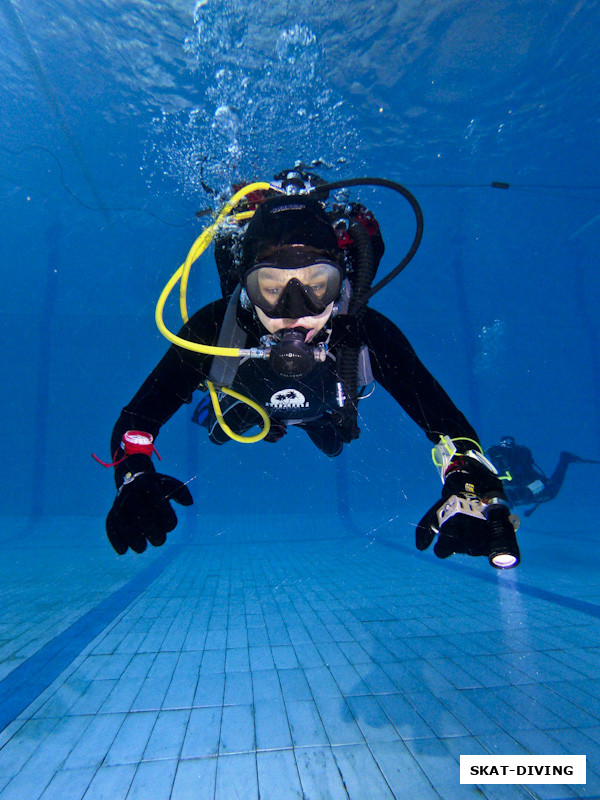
[
  {"left": 155, "top": 182, "right": 279, "bottom": 442},
  {"left": 178, "top": 209, "right": 255, "bottom": 323},
  {"left": 178, "top": 226, "right": 213, "bottom": 322},
  {"left": 156, "top": 181, "right": 276, "bottom": 349},
  {"left": 179, "top": 184, "right": 272, "bottom": 323},
  {"left": 206, "top": 381, "right": 271, "bottom": 444}
]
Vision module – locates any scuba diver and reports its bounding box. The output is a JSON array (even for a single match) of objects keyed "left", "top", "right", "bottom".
[
  {"left": 99, "top": 170, "right": 521, "bottom": 569},
  {"left": 486, "top": 436, "right": 598, "bottom": 517}
]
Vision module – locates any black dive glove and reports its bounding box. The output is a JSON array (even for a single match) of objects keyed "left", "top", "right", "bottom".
[
  {"left": 416, "top": 446, "right": 521, "bottom": 569},
  {"left": 106, "top": 460, "right": 193, "bottom": 555}
]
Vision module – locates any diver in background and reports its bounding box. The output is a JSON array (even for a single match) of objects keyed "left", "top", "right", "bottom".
[
  {"left": 101, "top": 179, "right": 520, "bottom": 568},
  {"left": 486, "top": 436, "right": 597, "bottom": 516}
]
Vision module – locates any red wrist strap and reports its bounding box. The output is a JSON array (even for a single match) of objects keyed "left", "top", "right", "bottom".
[{"left": 92, "top": 430, "right": 162, "bottom": 468}]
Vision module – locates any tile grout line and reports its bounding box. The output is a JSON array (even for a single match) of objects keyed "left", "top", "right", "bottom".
[{"left": 0, "top": 546, "right": 183, "bottom": 734}]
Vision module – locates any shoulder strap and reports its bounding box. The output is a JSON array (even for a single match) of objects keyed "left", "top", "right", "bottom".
[{"left": 207, "top": 285, "right": 247, "bottom": 387}]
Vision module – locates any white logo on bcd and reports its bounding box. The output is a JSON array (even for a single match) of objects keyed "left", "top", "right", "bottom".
[{"left": 266, "top": 389, "right": 309, "bottom": 410}]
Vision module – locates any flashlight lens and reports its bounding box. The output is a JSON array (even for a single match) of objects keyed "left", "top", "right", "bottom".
[
  {"left": 485, "top": 504, "right": 521, "bottom": 570},
  {"left": 490, "top": 552, "right": 519, "bottom": 569}
]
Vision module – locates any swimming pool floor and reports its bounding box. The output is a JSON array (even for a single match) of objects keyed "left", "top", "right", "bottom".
[{"left": 0, "top": 513, "right": 598, "bottom": 799}]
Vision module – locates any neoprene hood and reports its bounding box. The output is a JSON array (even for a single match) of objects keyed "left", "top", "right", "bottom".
[{"left": 240, "top": 195, "right": 339, "bottom": 275}]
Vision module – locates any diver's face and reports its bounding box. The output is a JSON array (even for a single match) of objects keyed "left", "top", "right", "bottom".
[
  {"left": 255, "top": 264, "right": 333, "bottom": 306},
  {"left": 251, "top": 261, "right": 337, "bottom": 337},
  {"left": 255, "top": 302, "right": 334, "bottom": 339},
  {"left": 244, "top": 244, "right": 342, "bottom": 338}
]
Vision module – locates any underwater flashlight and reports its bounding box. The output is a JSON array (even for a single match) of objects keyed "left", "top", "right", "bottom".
[{"left": 483, "top": 498, "right": 521, "bottom": 569}]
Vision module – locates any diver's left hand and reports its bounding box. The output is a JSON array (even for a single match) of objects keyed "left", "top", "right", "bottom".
[
  {"left": 106, "top": 470, "right": 193, "bottom": 555},
  {"left": 416, "top": 454, "right": 520, "bottom": 567}
]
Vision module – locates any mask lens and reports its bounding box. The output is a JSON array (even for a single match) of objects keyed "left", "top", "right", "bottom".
[{"left": 245, "top": 261, "right": 342, "bottom": 318}]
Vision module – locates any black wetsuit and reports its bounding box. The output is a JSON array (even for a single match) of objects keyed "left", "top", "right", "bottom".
[{"left": 111, "top": 299, "right": 478, "bottom": 481}]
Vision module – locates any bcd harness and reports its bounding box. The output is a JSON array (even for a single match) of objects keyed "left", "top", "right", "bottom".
[
  {"left": 155, "top": 172, "right": 424, "bottom": 444},
  {"left": 203, "top": 282, "right": 376, "bottom": 439}
]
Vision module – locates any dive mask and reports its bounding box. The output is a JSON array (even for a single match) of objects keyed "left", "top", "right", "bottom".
[{"left": 244, "top": 252, "right": 343, "bottom": 320}]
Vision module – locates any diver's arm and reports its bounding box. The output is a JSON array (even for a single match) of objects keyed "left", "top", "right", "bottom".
[
  {"left": 362, "top": 307, "right": 479, "bottom": 444},
  {"left": 362, "top": 308, "right": 519, "bottom": 569},
  {"left": 110, "top": 298, "right": 227, "bottom": 478},
  {"left": 104, "top": 300, "right": 226, "bottom": 555}
]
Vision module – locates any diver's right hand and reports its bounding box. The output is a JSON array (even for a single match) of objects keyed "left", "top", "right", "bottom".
[{"left": 106, "top": 470, "right": 193, "bottom": 555}]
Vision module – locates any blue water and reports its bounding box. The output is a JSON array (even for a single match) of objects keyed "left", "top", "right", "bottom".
[{"left": 0, "top": 1, "right": 599, "bottom": 797}]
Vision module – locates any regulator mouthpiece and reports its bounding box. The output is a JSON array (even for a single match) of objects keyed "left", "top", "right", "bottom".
[{"left": 268, "top": 329, "right": 325, "bottom": 378}]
